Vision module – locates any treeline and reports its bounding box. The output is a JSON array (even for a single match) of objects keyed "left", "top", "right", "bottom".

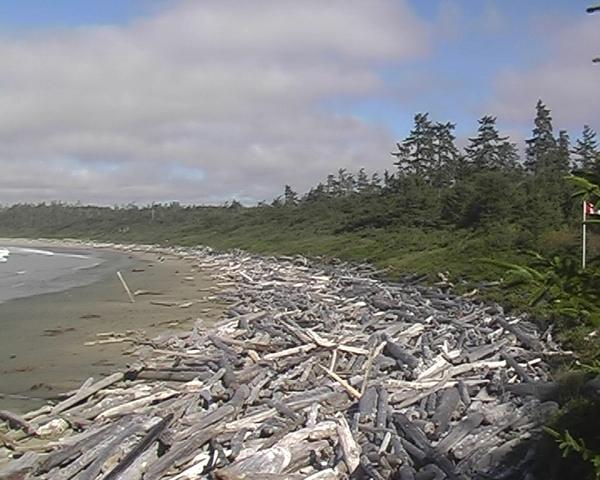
[{"left": 0, "top": 99, "right": 598, "bottom": 278}]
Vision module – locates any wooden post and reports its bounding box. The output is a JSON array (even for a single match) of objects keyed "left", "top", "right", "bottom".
[
  {"left": 117, "top": 271, "right": 135, "bottom": 303},
  {"left": 583, "top": 200, "right": 588, "bottom": 269}
]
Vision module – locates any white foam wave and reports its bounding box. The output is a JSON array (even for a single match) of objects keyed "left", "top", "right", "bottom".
[
  {"left": 7, "top": 247, "right": 91, "bottom": 260},
  {"left": 0, "top": 248, "right": 9, "bottom": 263},
  {"left": 10, "top": 247, "right": 55, "bottom": 256}
]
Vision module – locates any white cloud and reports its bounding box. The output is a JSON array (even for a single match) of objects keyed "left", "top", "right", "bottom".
[
  {"left": 0, "top": 0, "right": 430, "bottom": 205},
  {"left": 489, "top": 15, "right": 600, "bottom": 133}
]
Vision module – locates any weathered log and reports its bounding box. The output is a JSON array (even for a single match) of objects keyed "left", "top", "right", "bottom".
[
  {"left": 50, "top": 372, "right": 124, "bottom": 416},
  {"left": 376, "top": 386, "right": 389, "bottom": 429},
  {"left": 505, "top": 381, "right": 559, "bottom": 401},
  {"left": 360, "top": 454, "right": 385, "bottom": 480},
  {"left": 432, "top": 412, "right": 483, "bottom": 456},
  {"left": 214, "top": 422, "right": 338, "bottom": 479},
  {"left": 463, "top": 338, "right": 508, "bottom": 363},
  {"left": 383, "top": 335, "right": 419, "bottom": 369},
  {"left": 144, "top": 427, "right": 218, "bottom": 480},
  {"left": 456, "top": 380, "right": 470, "bottom": 408},
  {"left": 494, "top": 316, "right": 541, "bottom": 351},
  {"left": 36, "top": 421, "right": 124, "bottom": 474},
  {"left": 500, "top": 349, "right": 533, "bottom": 383},
  {"left": 102, "top": 414, "right": 173, "bottom": 480},
  {"left": 430, "top": 387, "right": 460, "bottom": 437},
  {"left": 0, "top": 451, "right": 38, "bottom": 480},
  {"left": 393, "top": 413, "right": 431, "bottom": 452},
  {"left": 415, "top": 463, "right": 446, "bottom": 480},
  {"left": 399, "top": 465, "right": 417, "bottom": 480},
  {"left": 97, "top": 390, "right": 177, "bottom": 419},
  {"left": 78, "top": 422, "right": 142, "bottom": 480},
  {"left": 337, "top": 416, "right": 360, "bottom": 473},
  {"left": 114, "top": 444, "right": 158, "bottom": 480},
  {"left": 0, "top": 411, "right": 35, "bottom": 435},
  {"left": 359, "top": 387, "right": 378, "bottom": 421}
]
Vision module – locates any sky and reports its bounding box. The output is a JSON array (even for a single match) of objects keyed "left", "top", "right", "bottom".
[{"left": 0, "top": 0, "right": 598, "bottom": 206}]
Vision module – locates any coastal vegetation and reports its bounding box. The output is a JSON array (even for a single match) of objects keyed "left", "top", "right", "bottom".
[{"left": 0, "top": 101, "right": 597, "bottom": 295}]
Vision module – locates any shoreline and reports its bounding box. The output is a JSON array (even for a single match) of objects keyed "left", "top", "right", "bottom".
[{"left": 0, "top": 240, "right": 226, "bottom": 413}]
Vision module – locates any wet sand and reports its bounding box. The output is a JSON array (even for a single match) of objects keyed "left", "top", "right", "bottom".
[{"left": 0, "top": 245, "right": 225, "bottom": 413}]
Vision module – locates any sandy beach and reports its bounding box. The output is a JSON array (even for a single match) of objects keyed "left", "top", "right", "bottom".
[{"left": 0, "top": 242, "right": 225, "bottom": 413}]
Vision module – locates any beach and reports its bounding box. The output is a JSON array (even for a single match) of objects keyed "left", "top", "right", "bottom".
[{"left": 0, "top": 241, "right": 225, "bottom": 413}]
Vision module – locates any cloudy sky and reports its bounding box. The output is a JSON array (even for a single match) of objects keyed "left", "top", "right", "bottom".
[{"left": 0, "top": 0, "right": 598, "bottom": 206}]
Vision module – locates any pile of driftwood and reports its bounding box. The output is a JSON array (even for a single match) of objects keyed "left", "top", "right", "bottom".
[{"left": 0, "top": 244, "right": 571, "bottom": 479}]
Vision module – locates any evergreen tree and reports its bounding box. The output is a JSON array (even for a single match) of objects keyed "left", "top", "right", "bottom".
[
  {"left": 555, "top": 130, "right": 571, "bottom": 173},
  {"left": 337, "top": 168, "right": 355, "bottom": 194},
  {"left": 383, "top": 170, "right": 396, "bottom": 189},
  {"left": 464, "top": 115, "right": 519, "bottom": 172},
  {"left": 356, "top": 168, "right": 370, "bottom": 192},
  {"left": 325, "top": 174, "right": 339, "bottom": 197},
  {"left": 392, "top": 113, "right": 435, "bottom": 177},
  {"left": 573, "top": 124, "right": 599, "bottom": 172},
  {"left": 283, "top": 185, "right": 298, "bottom": 206},
  {"left": 369, "top": 172, "right": 382, "bottom": 193},
  {"left": 303, "top": 183, "right": 327, "bottom": 203},
  {"left": 524, "top": 100, "right": 557, "bottom": 174},
  {"left": 431, "top": 121, "right": 460, "bottom": 188}
]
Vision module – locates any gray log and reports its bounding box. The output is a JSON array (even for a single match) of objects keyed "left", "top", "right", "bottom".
[
  {"left": 457, "top": 380, "right": 470, "bottom": 408},
  {"left": 360, "top": 455, "right": 385, "bottom": 480},
  {"left": 393, "top": 412, "right": 431, "bottom": 452},
  {"left": 37, "top": 421, "right": 124, "bottom": 474},
  {"left": 500, "top": 349, "right": 533, "bottom": 383},
  {"left": 78, "top": 422, "right": 142, "bottom": 480},
  {"left": 494, "top": 316, "right": 541, "bottom": 351},
  {"left": 143, "top": 428, "right": 216, "bottom": 480},
  {"left": 464, "top": 338, "right": 508, "bottom": 363},
  {"left": 431, "top": 387, "right": 460, "bottom": 437},
  {"left": 376, "top": 386, "right": 389, "bottom": 429},
  {"left": 135, "top": 370, "right": 211, "bottom": 382},
  {"left": 506, "top": 382, "right": 559, "bottom": 401},
  {"left": 359, "top": 387, "right": 378, "bottom": 421},
  {"left": 0, "top": 451, "right": 38, "bottom": 480},
  {"left": 102, "top": 414, "right": 173, "bottom": 480},
  {"left": 50, "top": 372, "right": 124, "bottom": 416},
  {"left": 0, "top": 411, "right": 35, "bottom": 435},
  {"left": 433, "top": 412, "right": 483, "bottom": 455},
  {"left": 399, "top": 465, "right": 416, "bottom": 480},
  {"left": 415, "top": 463, "right": 446, "bottom": 480},
  {"left": 383, "top": 336, "right": 419, "bottom": 369}
]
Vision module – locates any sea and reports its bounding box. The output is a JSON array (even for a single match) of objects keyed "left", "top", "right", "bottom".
[
  {"left": 0, "top": 243, "right": 138, "bottom": 412},
  {"left": 0, "top": 244, "right": 123, "bottom": 304}
]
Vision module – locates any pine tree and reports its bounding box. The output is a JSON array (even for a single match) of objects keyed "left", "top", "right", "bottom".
[
  {"left": 431, "top": 121, "right": 460, "bottom": 188},
  {"left": 524, "top": 100, "right": 557, "bottom": 174},
  {"left": 464, "top": 115, "right": 519, "bottom": 172},
  {"left": 392, "top": 113, "right": 435, "bottom": 177},
  {"left": 356, "top": 168, "right": 370, "bottom": 192},
  {"left": 283, "top": 185, "right": 298, "bottom": 206},
  {"left": 337, "top": 168, "right": 355, "bottom": 194},
  {"left": 555, "top": 130, "right": 571, "bottom": 173},
  {"left": 303, "top": 183, "right": 327, "bottom": 203},
  {"left": 573, "top": 124, "right": 599, "bottom": 171}
]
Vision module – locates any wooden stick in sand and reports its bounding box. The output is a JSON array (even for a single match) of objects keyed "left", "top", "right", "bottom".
[{"left": 117, "top": 270, "right": 135, "bottom": 303}]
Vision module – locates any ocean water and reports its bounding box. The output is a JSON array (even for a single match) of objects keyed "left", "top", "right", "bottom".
[{"left": 0, "top": 245, "right": 110, "bottom": 304}]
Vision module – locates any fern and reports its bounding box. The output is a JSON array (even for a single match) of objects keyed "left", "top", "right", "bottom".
[{"left": 545, "top": 428, "right": 600, "bottom": 479}]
